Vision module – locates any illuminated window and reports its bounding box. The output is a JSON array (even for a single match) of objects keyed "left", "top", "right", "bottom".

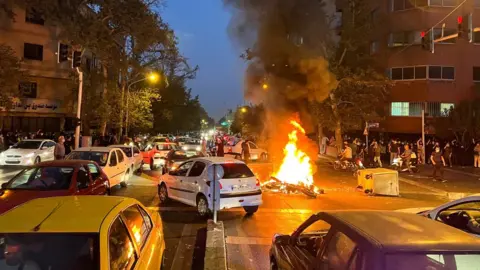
[{"left": 391, "top": 102, "right": 409, "bottom": 116}]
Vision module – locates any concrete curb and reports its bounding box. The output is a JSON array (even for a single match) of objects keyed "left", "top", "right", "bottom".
[{"left": 204, "top": 220, "right": 227, "bottom": 270}]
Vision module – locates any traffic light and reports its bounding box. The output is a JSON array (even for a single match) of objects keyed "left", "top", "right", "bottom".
[
  {"left": 72, "top": 51, "right": 82, "bottom": 68},
  {"left": 57, "top": 43, "right": 69, "bottom": 63},
  {"left": 458, "top": 13, "right": 472, "bottom": 41}
]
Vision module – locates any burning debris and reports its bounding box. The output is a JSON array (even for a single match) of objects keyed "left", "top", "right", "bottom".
[{"left": 261, "top": 120, "right": 324, "bottom": 198}]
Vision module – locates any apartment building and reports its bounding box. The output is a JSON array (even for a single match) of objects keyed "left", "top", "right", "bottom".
[
  {"left": 337, "top": 0, "right": 480, "bottom": 134},
  {"left": 0, "top": 6, "right": 76, "bottom": 132}
]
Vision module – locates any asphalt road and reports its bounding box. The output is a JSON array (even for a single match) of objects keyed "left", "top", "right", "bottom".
[{"left": 0, "top": 162, "right": 455, "bottom": 270}]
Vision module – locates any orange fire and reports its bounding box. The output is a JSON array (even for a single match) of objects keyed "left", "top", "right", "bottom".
[{"left": 272, "top": 120, "right": 314, "bottom": 187}]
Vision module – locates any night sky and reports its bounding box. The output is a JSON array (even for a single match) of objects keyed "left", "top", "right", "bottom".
[{"left": 161, "top": 0, "right": 246, "bottom": 120}]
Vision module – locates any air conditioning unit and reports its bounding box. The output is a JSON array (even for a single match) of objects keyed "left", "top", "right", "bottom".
[{"left": 357, "top": 168, "right": 399, "bottom": 196}]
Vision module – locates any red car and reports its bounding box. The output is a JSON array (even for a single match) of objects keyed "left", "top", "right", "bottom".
[
  {"left": 142, "top": 142, "right": 180, "bottom": 170},
  {"left": 0, "top": 160, "right": 110, "bottom": 214}
]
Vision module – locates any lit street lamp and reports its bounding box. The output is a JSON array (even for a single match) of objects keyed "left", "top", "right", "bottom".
[
  {"left": 240, "top": 107, "right": 247, "bottom": 113},
  {"left": 125, "top": 72, "right": 162, "bottom": 135},
  {"left": 262, "top": 83, "right": 269, "bottom": 90}
]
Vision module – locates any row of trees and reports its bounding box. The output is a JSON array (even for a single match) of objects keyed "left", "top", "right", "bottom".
[{"left": 1, "top": 0, "right": 210, "bottom": 135}]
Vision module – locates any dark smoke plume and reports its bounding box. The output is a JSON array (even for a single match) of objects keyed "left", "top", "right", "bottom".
[{"left": 223, "top": 0, "right": 338, "bottom": 165}]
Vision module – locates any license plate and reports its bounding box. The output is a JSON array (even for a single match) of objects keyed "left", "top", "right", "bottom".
[{"left": 232, "top": 184, "right": 249, "bottom": 191}]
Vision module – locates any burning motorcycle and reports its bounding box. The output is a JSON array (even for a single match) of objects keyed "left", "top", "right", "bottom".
[{"left": 391, "top": 152, "right": 419, "bottom": 173}]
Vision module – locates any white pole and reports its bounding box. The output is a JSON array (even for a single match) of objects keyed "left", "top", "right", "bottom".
[
  {"left": 74, "top": 68, "right": 83, "bottom": 149},
  {"left": 213, "top": 164, "right": 217, "bottom": 223},
  {"left": 422, "top": 103, "right": 426, "bottom": 163},
  {"left": 365, "top": 121, "right": 369, "bottom": 153}
]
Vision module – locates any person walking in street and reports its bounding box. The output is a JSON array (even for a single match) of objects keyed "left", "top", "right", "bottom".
[
  {"left": 320, "top": 135, "right": 328, "bottom": 155},
  {"left": 372, "top": 139, "right": 382, "bottom": 167},
  {"left": 54, "top": 136, "right": 66, "bottom": 160},
  {"left": 416, "top": 138, "right": 424, "bottom": 164},
  {"left": 443, "top": 142, "right": 453, "bottom": 167},
  {"left": 400, "top": 144, "right": 413, "bottom": 173},
  {"left": 241, "top": 139, "right": 251, "bottom": 164},
  {"left": 389, "top": 139, "right": 399, "bottom": 165},
  {"left": 216, "top": 138, "right": 224, "bottom": 157},
  {"left": 430, "top": 146, "right": 446, "bottom": 182},
  {"left": 474, "top": 142, "right": 480, "bottom": 168}
]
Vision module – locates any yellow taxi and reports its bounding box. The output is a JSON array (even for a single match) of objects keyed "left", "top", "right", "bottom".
[{"left": 0, "top": 196, "right": 165, "bottom": 269}]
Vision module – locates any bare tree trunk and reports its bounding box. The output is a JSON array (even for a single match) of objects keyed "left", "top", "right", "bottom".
[
  {"left": 330, "top": 92, "right": 343, "bottom": 150},
  {"left": 117, "top": 71, "right": 126, "bottom": 137},
  {"left": 99, "top": 65, "right": 108, "bottom": 136}
]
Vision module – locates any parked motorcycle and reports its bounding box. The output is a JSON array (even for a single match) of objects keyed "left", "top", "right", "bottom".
[
  {"left": 391, "top": 153, "right": 419, "bottom": 173},
  {"left": 333, "top": 157, "right": 358, "bottom": 172}
]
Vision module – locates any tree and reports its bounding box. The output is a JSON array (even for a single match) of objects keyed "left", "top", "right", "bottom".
[
  {"left": 230, "top": 105, "right": 265, "bottom": 137},
  {"left": 311, "top": 0, "right": 392, "bottom": 148},
  {"left": 434, "top": 100, "right": 480, "bottom": 147},
  {"left": 126, "top": 88, "right": 160, "bottom": 133},
  {"left": 0, "top": 44, "right": 22, "bottom": 108}
]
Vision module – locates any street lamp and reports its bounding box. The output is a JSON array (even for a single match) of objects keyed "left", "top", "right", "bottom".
[
  {"left": 125, "top": 72, "right": 161, "bottom": 135},
  {"left": 240, "top": 107, "right": 247, "bottom": 113},
  {"left": 262, "top": 83, "right": 268, "bottom": 90}
]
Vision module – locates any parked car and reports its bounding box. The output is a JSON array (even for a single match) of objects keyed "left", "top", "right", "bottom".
[
  {"left": 66, "top": 147, "right": 131, "bottom": 188},
  {"left": 141, "top": 142, "right": 179, "bottom": 170},
  {"left": 158, "top": 157, "right": 262, "bottom": 217},
  {"left": 225, "top": 140, "right": 268, "bottom": 161},
  {"left": 151, "top": 136, "right": 169, "bottom": 143},
  {"left": 0, "top": 196, "right": 165, "bottom": 269},
  {"left": 270, "top": 210, "right": 480, "bottom": 270},
  {"left": 398, "top": 193, "right": 480, "bottom": 236},
  {"left": 0, "top": 160, "right": 110, "bottom": 214},
  {"left": 109, "top": 144, "right": 143, "bottom": 174},
  {"left": 0, "top": 139, "right": 56, "bottom": 166}
]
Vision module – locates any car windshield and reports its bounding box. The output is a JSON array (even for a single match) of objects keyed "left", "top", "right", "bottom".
[
  {"left": 5, "top": 167, "right": 74, "bottom": 191},
  {"left": 0, "top": 233, "right": 99, "bottom": 270},
  {"left": 157, "top": 144, "right": 177, "bottom": 151},
  {"left": 11, "top": 141, "right": 42, "bottom": 150},
  {"left": 153, "top": 138, "right": 168, "bottom": 143},
  {"left": 220, "top": 163, "right": 254, "bottom": 179},
  {"left": 119, "top": 147, "right": 132, "bottom": 157},
  {"left": 66, "top": 151, "right": 109, "bottom": 167},
  {"left": 386, "top": 253, "right": 480, "bottom": 270}
]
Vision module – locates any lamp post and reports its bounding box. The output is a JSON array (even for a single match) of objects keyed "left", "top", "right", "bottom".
[{"left": 125, "top": 72, "right": 160, "bottom": 136}]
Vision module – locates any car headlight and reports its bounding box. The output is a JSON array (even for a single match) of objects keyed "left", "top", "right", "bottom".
[
  {"left": 25, "top": 153, "right": 34, "bottom": 158},
  {"left": 182, "top": 146, "right": 187, "bottom": 151},
  {"left": 196, "top": 146, "right": 201, "bottom": 151},
  {"left": 0, "top": 152, "right": 4, "bottom": 158}
]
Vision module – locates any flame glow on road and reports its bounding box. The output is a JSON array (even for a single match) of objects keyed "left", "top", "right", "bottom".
[{"left": 272, "top": 120, "right": 314, "bottom": 187}]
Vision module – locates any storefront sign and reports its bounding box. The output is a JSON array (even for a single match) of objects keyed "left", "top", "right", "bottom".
[{"left": 0, "top": 98, "right": 65, "bottom": 113}]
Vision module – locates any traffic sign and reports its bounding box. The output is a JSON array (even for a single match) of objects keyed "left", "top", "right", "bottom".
[{"left": 368, "top": 122, "right": 379, "bottom": 128}]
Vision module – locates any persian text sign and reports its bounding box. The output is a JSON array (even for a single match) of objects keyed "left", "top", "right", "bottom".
[{"left": 0, "top": 98, "right": 65, "bottom": 113}]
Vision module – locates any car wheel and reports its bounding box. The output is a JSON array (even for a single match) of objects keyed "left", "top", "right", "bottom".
[
  {"left": 120, "top": 170, "right": 129, "bottom": 188},
  {"left": 270, "top": 257, "right": 279, "bottom": 270},
  {"left": 34, "top": 156, "right": 41, "bottom": 164},
  {"left": 244, "top": 206, "right": 259, "bottom": 215},
  {"left": 260, "top": 153, "right": 268, "bottom": 162},
  {"left": 197, "top": 195, "right": 210, "bottom": 217},
  {"left": 158, "top": 184, "right": 169, "bottom": 204}
]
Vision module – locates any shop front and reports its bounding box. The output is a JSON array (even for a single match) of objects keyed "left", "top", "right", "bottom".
[{"left": 0, "top": 98, "right": 75, "bottom": 132}]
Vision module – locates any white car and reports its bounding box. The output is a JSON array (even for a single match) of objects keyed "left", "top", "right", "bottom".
[
  {"left": 225, "top": 140, "right": 268, "bottom": 161},
  {"left": 66, "top": 147, "right": 131, "bottom": 187},
  {"left": 109, "top": 144, "right": 143, "bottom": 174},
  {"left": 0, "top": 139, "right": 55, "bottom": 166},
  {"left": 157, "top": 157, "right": 262, "bottom": 216},
  {"left": 398, "top": 194, "right": 480, "bottom": 235}
]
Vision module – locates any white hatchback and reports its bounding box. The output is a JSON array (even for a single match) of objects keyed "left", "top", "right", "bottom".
[
  {"left": 109, "top": 144, "right": 143, "bottom": 174},
  {"left": 66, "top": 147, "right": 131, "bottom": 188},
  {"left": 158, "top": 157, "right": 262, "bottom": 216}
]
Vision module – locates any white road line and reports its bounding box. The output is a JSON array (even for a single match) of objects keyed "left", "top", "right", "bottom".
[
  {"left": 226, "top": 236, "right": 271, "bottom": 246},
  {"left": 170, "top": 224, "right": 193, "bottom": 270},
  {"left": 146, "top": 206, "right": 314, "bottom": 214}
]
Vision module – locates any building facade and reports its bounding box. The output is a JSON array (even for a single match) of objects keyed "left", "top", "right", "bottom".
[
  {"left": 0, "top": 6, "right": 76, "bottom": 133},
  {"left": 337, "top": 0, "right": 480, "bottom": 134}
]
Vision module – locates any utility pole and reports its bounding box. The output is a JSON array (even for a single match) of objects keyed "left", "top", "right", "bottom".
[
  {"left": 75, "top": 68, "right": 83, "bottom": 149},
  {"left": 422, "top": 102, "right": 426, "bottom": 164}
]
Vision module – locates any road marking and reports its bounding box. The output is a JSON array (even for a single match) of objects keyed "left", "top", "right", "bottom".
[
  {"left": 170, "top": 224, "right": 194, "bottom": 270},
  {"left": 398, "top": 177, "right": 447, "bottom": 196},
  {"left": 147, "top": 206, "right": 314, "bottom": 214},
  {"left": 226, "top": 236, "right": 271, "bottom": 246}
]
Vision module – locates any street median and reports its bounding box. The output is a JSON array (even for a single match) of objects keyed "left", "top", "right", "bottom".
[{"left": 204, "top": 220, "right": 227, "bottom": 270}]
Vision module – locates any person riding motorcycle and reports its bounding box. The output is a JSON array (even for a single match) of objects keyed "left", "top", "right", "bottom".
[{"left": 340, "top": 141, "right": 353, "bottom": 163}]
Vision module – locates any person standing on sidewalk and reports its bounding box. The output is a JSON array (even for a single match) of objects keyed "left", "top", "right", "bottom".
[
  {"left": 474, "top": 142, "right": 480, "bottom": 168},
  {"left": 54, "top": 136, "right": 66, "bottom": 160},
  {"left": 430, "top": 146, "right": 446, "bottom": 182}
]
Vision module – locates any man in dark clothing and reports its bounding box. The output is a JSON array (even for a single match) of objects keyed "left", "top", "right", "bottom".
[
  {"left": 430, "top": 146, "right": 446, "bottom": 182},
  {"left": 241, "top": 140, "right": 250, "bottom": 164},
  {"left": 216, "top": 138, "right": 225, "bottom": 157},
  {"left": 64, "top": 136, "right": 73, "bottom": 155},
  {"left": 54, "top": 136, "right": 66, "bottom": 160}
]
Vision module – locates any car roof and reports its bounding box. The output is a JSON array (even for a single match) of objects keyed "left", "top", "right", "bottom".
[
  {"left": 20, "top": 139, "right": 51, "bottom": 142},
  {"left": 73, "top": 147, "right": 115, "bottom": 152},
  {"left": 109, "top": 144, "right": 132, "bottom": 148},
  {"left": 191, "top": 157, "right": 244, "bottom": 164},
  {"left": 36, "top": 160, "right": 97, "bottom": 167},
  {"left": 324, "top": 210, "right": 480, "bottom": 252},
  {"left": 0, "top": 196, "right": 136, "bottom": 233}
]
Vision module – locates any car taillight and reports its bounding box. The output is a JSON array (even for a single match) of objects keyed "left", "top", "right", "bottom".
[
  {"left": 206, "top": 181, "right": 223, "bottom": 189},
  {"left": 256, "top": 179, "right": 260, "bottom": 187},
  {"left": 5, "top": 245, "right": 20, "bottom": 254}
]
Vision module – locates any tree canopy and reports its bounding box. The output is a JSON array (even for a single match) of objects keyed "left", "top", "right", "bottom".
[{"left": 0, "top": 44, "right": 22, "bottom": 108}]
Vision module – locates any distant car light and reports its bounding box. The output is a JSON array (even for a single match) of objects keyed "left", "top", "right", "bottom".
[
  {"left": 196, "top": 146, "right": 201, "bottom": 151},
  {"left": 182, "top": 146, "right": 188, "bottom": 151}
]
